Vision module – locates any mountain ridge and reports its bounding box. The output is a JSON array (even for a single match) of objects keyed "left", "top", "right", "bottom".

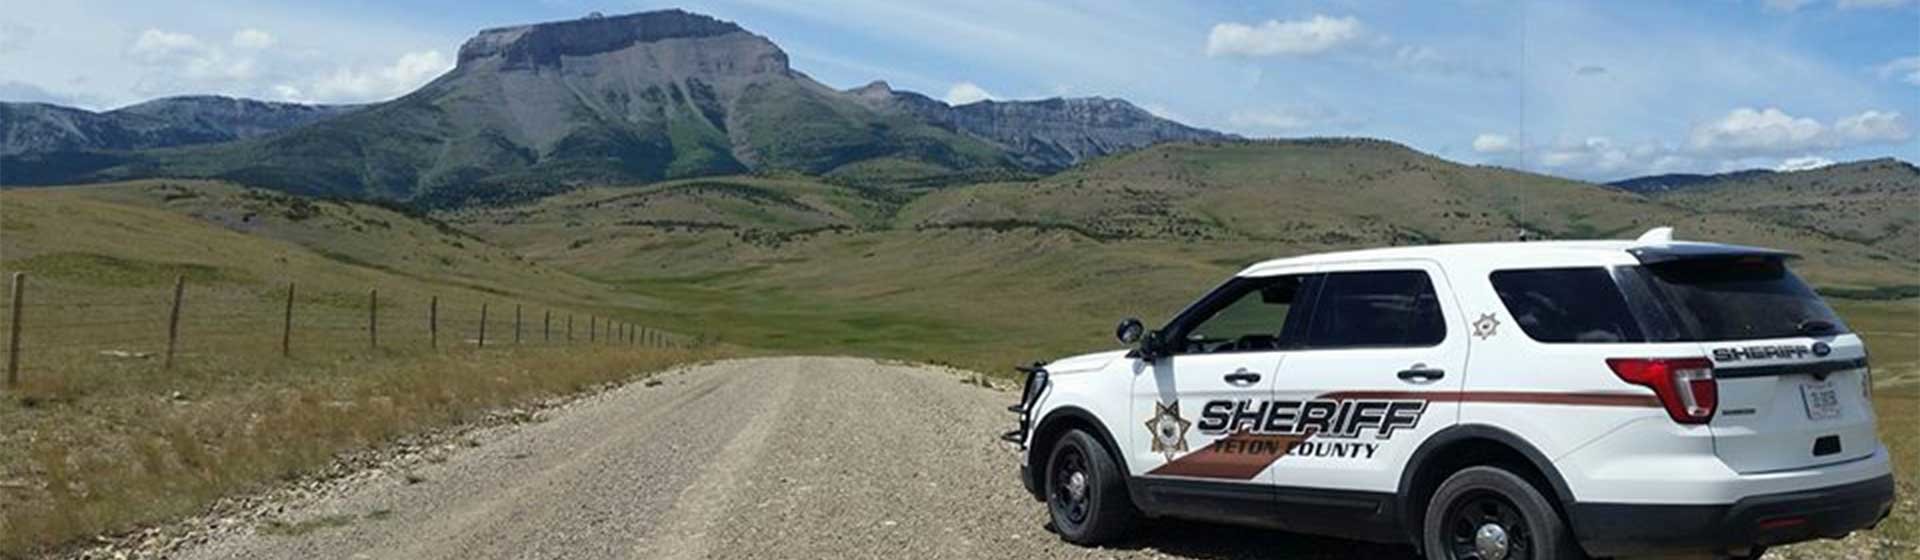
[{"left": 0, "top": 9, "right": 1226, "bottom": 204}]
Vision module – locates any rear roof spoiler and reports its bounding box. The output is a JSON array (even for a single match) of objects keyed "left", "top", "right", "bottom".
[{"left": 1626, "top": 226, "right": 1798, "bottom": 264}]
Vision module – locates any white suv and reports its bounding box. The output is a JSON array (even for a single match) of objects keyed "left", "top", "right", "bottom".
[{"left": 1005, "top": 228, "right": 1894, "bottom": 559}]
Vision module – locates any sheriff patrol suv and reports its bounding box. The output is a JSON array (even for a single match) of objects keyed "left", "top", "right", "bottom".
[{"left": 1004, "top": 228, "right": 1894, "bottom": 559}]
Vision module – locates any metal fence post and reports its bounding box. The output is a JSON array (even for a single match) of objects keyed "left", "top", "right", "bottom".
[
  {"left": 430, "top": 295, "right": 439, "bottom": 349},
  {"left": 478, "top": 303, "right": 488, "bottom": 348}
]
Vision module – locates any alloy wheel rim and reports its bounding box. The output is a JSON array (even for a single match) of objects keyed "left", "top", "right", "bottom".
[
  {"left": 1050, "top": 448, "right": 1091, "bottom": 525},
  {"left": 1446, "top": 492, "right": 1531, "bottom": 560}
]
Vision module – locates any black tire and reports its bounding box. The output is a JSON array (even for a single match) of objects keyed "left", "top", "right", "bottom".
[
  {"left": 1045, "top": 429, "right": 1136, "bottom": 545},
  {"left": 1423, "top": 466, "right": 1586, "bottom": 560}
]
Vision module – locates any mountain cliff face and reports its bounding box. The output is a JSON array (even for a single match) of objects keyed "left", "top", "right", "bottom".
[
  {"left": 0, "top": 96, "right": 355, "bottom": 156},
  {"left": 2, "top": 9, "right": 1227, "bottom": 204},
  {"left": 847, "top": 81, "right": 1231, "bottom": 171}
]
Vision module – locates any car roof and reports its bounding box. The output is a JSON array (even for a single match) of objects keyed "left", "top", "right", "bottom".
[{"left": 1236, "top": 228, "right": 1795, "bottom": 277}]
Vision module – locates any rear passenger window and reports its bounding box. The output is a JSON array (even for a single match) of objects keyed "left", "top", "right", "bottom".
[
  {"left": 1490, "top": 268, "right": 1644, "bottom": 343},
  {"left": 1305, "top": 270, "right": 1446, "bottom": 348}
]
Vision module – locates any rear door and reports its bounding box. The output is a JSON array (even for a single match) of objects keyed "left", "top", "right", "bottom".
[
  {"left": 1621, "top": 256, "right": 1878, "bottom": 472},
  {"left": 1268, "top": 261, "right": 1468, "bottom": 494}
]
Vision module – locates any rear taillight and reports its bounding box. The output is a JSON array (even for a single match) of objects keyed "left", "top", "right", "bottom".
[{"left": 1608, "top": 357, "right": 1717, "bottom": 424}]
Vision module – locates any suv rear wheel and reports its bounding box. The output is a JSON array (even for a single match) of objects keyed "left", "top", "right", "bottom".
[
  {"left": 1045, "top": 429, "right": 1135, "bottom": 544},
  {"left": 1423, "top": 466, "right": 1585, "bottom": 560}
]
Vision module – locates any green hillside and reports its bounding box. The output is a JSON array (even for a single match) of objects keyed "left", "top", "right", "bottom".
[
  {"left": 1642, "top": 158, "right": 1919, "bottom": 262},
  {"left": 451, "top": 140, "right": 1919, "bottom": 373}
]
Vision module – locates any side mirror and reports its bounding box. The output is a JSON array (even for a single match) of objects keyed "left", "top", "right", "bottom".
[{"left": 1115, "top": 317, "right": 1145, "bottom": 345}]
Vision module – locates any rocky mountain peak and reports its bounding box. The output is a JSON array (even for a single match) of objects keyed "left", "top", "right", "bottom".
[
  {"left": 849, "top": 80, "right": 894, "bottom": 99},
  {"left": 456, "top": 9, "right": 765, "bottom": 68}
]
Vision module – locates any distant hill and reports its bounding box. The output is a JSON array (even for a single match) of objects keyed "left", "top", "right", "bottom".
[
  {"left": 0, "top": 96, "right": 357, "bottom": 156},
  {"left": 1623, "top": 158, "right": 1919, "bottom": 260},
  {"left": 1607, "top": 168, "right": 1779, "bottom": 194},
  {"left": 846, "top": 81, "right": 1231, "bottom": 172},
  {"left": 1, "top": 10, "right": 1225, "bottom": 205}
]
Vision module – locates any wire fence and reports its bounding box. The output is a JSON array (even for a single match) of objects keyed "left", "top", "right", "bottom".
[{"left": 0, "top": 271, "right": 682, "bottom": 389}]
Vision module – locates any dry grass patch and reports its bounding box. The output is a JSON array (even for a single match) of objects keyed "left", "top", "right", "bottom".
[{"left": 0, "top": 344, "right": 728, "bottom": 557}]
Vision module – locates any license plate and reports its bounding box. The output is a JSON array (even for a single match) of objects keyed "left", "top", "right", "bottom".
[{"left": 1800, "top": 380, "right": 1842, "bottom": 420}]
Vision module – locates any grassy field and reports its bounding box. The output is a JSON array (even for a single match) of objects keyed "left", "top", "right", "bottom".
[
  {"left": 3, "top": 145, "right": 1915, "bottom": 557},
  {"left": 0, "top": 183, "right": 719, "bottom": 557}
]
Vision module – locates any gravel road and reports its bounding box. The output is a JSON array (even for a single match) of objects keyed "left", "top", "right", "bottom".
[{"left": 171, "top": 357, "right": 1421, "bottom": 560}]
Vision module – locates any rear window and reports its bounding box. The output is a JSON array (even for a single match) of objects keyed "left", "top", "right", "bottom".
[
  {"left": 1491, "top": 268, "right": 1644, "bottom": 343},
  {"left": 1628, "top": 257, "right": 1848, "bottom": 341},
  {"left": 1489, "top": 259, "right": 1848, "bottom": 344},
  {"left": 1304, "top": 270, "right": 1446, "bottom": 348}
]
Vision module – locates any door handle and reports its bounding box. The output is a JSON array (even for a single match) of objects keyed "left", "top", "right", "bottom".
[
  {"left": 1224, "top": 369, "right": 1262, "bottom": 385},
  {"left": 1397, "top": 365, "right": 1446, "bottom": 383}
]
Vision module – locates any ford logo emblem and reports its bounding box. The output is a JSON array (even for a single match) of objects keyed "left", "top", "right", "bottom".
[{"left": 1812, "top": 342, "right": 1831, "bottom": 357}]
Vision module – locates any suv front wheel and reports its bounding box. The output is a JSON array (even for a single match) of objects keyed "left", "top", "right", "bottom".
[
  {"left": 1045, "top": 429, "right": 1135, "bottom": 544},
  {"left": 1423, "top": 466, "right": 1586, "bottom": 560}
]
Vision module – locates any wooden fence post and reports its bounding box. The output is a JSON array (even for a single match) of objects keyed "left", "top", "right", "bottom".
[
  {"left": 164, "top": 275, "right": 184, "bottom": 369},
  {"left": 590, "top": 316, "right": 597, "bottom": 342},
  {"left": 430, "top": 295, "right": 439, "bottom": 349},
  {"left": 6, "top": 272, "right": 24, "bottom": 388},
  {"left": 478, "top": 303, "right": 489, "bottom": 348},
  {"left": 281, "top": 282, "right": 295, "bottom": 358},
  {"left": 368, "top": 289, "right": 379, "bottom": 350},
  {"left": 567, "top": 314, "right": 573, "bottom": 342},
  {"left": 544, "top": 310, "right": 551, "bottom": 342},
  {"left": 514, "top": 304, "right": 522, "bottom": 344}
]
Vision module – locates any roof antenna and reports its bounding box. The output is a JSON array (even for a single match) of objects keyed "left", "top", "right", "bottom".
[{"left": 1636, "top": 226, "right": 1674, "bottom": 244}]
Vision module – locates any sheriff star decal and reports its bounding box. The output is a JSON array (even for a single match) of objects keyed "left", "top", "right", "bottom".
[
  {"left": 1145, "top": 401, "right": 1192, "bottom": 460},
  {"left": 1473, "top": 313, "right": 1501, "bottom": 340}
]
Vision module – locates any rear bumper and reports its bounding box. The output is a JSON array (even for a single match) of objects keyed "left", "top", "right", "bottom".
[{"left": 1568, "top": 473, "right": 1895, "bottom": 557}]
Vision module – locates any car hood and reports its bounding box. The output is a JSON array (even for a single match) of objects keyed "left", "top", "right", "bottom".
[{"left": 1045, "top": 349, "right": 1130, "bottom": 375}]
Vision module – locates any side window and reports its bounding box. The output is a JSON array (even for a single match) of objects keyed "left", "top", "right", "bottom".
[
  {"left": 1304, "top": 270, "right": 1445, "bottom": 349},
  {"left": 1491, "top": 267, "right": 1645, "bottom": 343},
  {"left": 1174, "top": 275, "right": 1313, "bottom": 354}
]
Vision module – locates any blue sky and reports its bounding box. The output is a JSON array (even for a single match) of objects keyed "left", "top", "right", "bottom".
[{"left": 0, "top": 0, "right": 1913, "bottom": 181}]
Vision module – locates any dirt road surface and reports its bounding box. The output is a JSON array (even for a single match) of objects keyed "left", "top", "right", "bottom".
[{"left": 173, "top": 357, "right": 1417, "bottom": 559}]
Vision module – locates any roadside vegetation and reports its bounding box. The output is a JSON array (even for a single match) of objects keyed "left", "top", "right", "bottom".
[{"left": 0, "top": 183, "right": 722, "bottom": 557}]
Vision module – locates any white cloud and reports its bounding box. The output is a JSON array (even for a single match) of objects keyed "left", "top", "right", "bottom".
[
  {"left": 128, "top": 28, "right": 255, "bottom": 81},
  {"left": 943, "top": 81, "right": 993, "bottom": 105},
  {"left": 231, "top": 28, "right": 274, "bottom": 49},
  {"left": 1875, "top": 55, "right": 1920, "bottom": 86},
  {"left": 307, "top": 50, "right": 449, "bottom": 102},
  {"left": 1689, "top": 107, "right": 1912, "bottom": 156},
  {"left": 1472, "top": 133, "right": 1517, "bottom": 153},
  {"left": 1775, "top": 155, "right": 1835, "bottom": 171},
  {"left": 1205, "top": 15, "right": 1364, "bottom": 57},
  {"left": 1763, "top": 0, "right": 1818, "bottom": 11},
  {"left": 1228, "top": 109, "right": 1312, "bottom": 132},
  {"left": 130, "top": 28, "right": 203, "bottom": 60},
  {"left": 1833, "top": 110, "right": 1912, "bottom": 143},
  {"left": 1689, "top": 107, "right": 1825, "bottom": 154}
]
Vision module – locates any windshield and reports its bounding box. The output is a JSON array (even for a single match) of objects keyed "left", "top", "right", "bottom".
[{"left": 1624, "top": 257, "right": 1848, "bottom": 342}]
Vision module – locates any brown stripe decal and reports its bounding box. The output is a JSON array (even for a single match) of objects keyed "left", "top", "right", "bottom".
[
  {"left": 1321, "top": 390, "right": 1659, "bottom": 408},
  {"left": 1148, "top": 432, "right": 1312, "bottom": 479},
  {"left": 1144, "top": 390, "right": 1658, "bottom": 481}
]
